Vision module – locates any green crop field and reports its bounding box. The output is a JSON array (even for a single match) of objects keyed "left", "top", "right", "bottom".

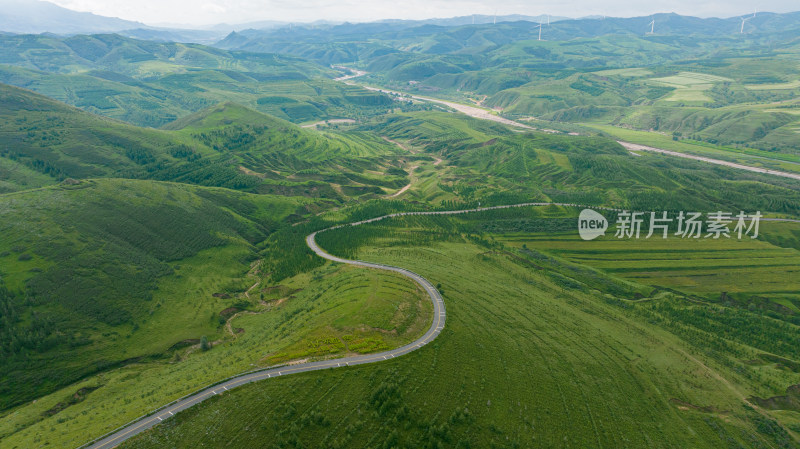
[
  {"left": 649, "top": 72, "right": 732, "bottom": 103},
  {"left": 593, "top": 67, "right": 654, "bottom": 77},
  {"left": 499, "top": 228, "right": 800, "bottom": 300}
]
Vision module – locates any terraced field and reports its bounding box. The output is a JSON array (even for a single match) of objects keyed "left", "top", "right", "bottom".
[
  {"left": 649, "top": 72, "right": 733, "bottom": 103},
  {"left": 498, "top": 226, "right": 800, "bottom": 302}
]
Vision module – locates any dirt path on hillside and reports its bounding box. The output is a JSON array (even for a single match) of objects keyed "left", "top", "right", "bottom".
[
  {"left": 388, "top": 164, "right": 418, "bottom": 198},
  {"left": 382, "top": 136, "right": 412, "bottom": 152}
]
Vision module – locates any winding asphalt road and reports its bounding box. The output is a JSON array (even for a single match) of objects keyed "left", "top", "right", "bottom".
[
  {"left": 80, "top": 219, "right": 446, "bottom": 449},
  {"left": 80, "top": 203, "right": 576, "bottom": 449},
  {"left": 79, "top": 203, "right": 800, "bottom": 448}
]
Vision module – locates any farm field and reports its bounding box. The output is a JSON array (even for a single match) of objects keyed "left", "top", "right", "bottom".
[
  {"left": 593, "top": 67, "right": 654, "bottom": 77},
  {"left": 498, "top": 227, "right": 800, "bottom": 302},
  {"left": 649, "top": 72, "right": 732, "bottom": 103}
]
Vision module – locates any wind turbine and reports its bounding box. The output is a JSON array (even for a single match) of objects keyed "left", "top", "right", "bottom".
[
  {"left": 535, "top": 22, "right": 543, "bottom": 41},
  {"left": 740, "top": 16, "right": 751, "bottom": 33},
  {"left": 646, "top": 19, "right": 655, "bottom": 35},
  {"left": 494, "top": 8, "right": 497, "bottom": 25}
]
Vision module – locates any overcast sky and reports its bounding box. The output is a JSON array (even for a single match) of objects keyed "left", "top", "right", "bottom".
[{"left": 47, "top": 0, "right": 799, "bottom": 26}]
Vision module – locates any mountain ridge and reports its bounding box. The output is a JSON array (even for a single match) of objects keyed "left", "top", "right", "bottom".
[{"left": 0, "top": 0, "right": 144, "bottom": 34}]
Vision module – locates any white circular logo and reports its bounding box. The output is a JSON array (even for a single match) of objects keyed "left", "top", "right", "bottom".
[{"left": 578, "top": 209, "right": 608, "bottom": 241}]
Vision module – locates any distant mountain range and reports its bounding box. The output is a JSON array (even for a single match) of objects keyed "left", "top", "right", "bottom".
[
  {"left": 219, "top": 11, "right": 800, "bottom": 47},
  {"left": 0, "top": 1, "right": 565, "bottom": 42},
  {"left": 0, "top": 0, "right": 143, "bottom": 34},
  {"left": 1, "top": 0, "right": 799, "bottom": 48}
]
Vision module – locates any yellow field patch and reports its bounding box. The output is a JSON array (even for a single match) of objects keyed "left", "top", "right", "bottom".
[
  {"left": 594, "top": 67, "right": 653, "bottom": 77},
  {"left": 649, "top": 71, "right": 732, "bottom": 103}
]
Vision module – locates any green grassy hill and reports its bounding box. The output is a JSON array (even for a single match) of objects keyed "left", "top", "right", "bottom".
[
  {"left": 0, "top": 84, "right": 410, "bottom": 200},
  {"left": 0, "top": 179, "right": 433, "bottom": 448},
  {"left": 365, "top": 111, "right": 800, "bottom": 214},
  {"left": 0, "top": 82, "right": 205, "bottom": 190},
  {"left": 0, "top": 178, "right": 310, "bottom": 410},
  {"left": 0, "top": 33, "right": 331, "bottom": 79},
  {"left": 118, "top": 210, "right": 800, "bottom": 448},
  {"left": 1, "top": 20, "right": 800, "bottom": 449},
  {"left": 2, "top": 96, "right": 799, "bottom": 449},
  {"left": 0, "top": 34, "right": 400, "bottom": 127},
  {"left": 216, "top": 19, "right": 800, "bottom": 155}
]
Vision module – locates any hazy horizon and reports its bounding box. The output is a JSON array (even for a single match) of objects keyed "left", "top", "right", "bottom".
[{"left": 25, "top": 0, "right": 800, "bottom": 28}]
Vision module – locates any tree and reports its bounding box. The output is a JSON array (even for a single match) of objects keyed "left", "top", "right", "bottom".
[{"left": 200, "top": 336, "right": 211, "bottom": 351}]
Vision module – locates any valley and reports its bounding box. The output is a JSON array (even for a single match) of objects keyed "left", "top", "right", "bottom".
[{"left": 0, "top": 6, "right": 799, "bottom": 449}]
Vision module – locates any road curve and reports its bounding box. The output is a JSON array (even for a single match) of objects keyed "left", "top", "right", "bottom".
[
  {"left": 80, "top": 223, "right": 445, "bottom": 449},
  {"left": 78, "top": 202, "right": 800, "bottom": 448}
]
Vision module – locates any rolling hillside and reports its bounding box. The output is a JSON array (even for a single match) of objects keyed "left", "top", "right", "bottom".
[
  {"left": 0, "top": 33, "right": 399, "bottom": 126},
  {"left": 214, "top": 13, "right": 800, "bottom": 155},
  {"left": 119, "top": 208, "right": 800, "bottom": 448},
  {"left": 0, "top": 83, "right": 410, "bottom": 199},
  {"left": 0, "top": 82, "right": 204, "bottom": 190},
  {"left": 0, "top": 178, "right": 309, "bottom": 409},
  {"left": 0, "top": 10, "right": 799, "bottom": 449}
]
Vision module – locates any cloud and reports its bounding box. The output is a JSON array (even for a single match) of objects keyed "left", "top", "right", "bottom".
[{"left": 201, "top": 3, "right": 226, "bottom": 14}]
